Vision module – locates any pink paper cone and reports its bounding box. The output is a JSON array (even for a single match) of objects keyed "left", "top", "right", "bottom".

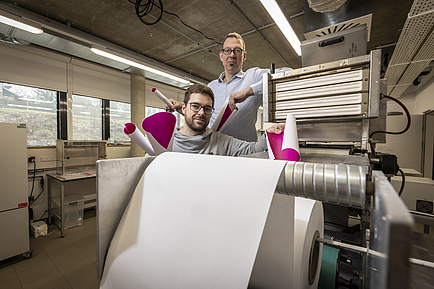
[{"left": 142, "top": 112, "right": 176, "bottom": 150}]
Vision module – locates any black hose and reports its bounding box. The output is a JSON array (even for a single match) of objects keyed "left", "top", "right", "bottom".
[
  {"left": 397, "top": 168, "right": 405, "bottom": 197},
  {"left": 369, "top": 94, "right": 412, "bottom": 156}
]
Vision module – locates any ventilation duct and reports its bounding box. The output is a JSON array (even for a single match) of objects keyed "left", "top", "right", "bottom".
[
  {"left": 304, "top": 0, "right": 372, "bottom": 41},
  {"left": 307, "top": 0, "right": 347, "bottom": 13}
]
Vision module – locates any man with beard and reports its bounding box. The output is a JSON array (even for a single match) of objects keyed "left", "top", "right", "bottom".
[{"left": 173, "top": 84, "right": 284, "bottom": 156}]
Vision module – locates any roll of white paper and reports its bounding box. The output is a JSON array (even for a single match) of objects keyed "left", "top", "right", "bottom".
[
  {"left": 294, "top": 197, "right": 324, "bottom": 289},
  {"left": 151, "top": 87, "right": 173, "bottom": 108},
  {"left": 100, "top": 153, "right": 323, "bottom": 289},
  {"left": 123, "top": 123, "right": 155, "bottom": 156}
]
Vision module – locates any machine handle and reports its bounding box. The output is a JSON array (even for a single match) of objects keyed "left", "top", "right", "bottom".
[{"left": 319, "top": 36, "right": 344, "bottom": 47}]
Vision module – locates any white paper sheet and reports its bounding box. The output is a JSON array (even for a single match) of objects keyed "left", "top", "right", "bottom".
[
  {"left": 100, "top": 153, "right": 287, "bottom": 289},
  {"left": 210, "top": 97, "right": 237, "bottom": 132}
]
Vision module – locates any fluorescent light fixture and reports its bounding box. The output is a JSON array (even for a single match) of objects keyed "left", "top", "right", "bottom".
[
  {"left": 91, "top": 48, "right": 191, "bottom": 84},
  {"left": 79, "top": 111, "right": 91, "bottom": 115},
  {"left": 8, "top": 104, "right": 52, "bottom": 111},
  {"left": 259, "top": 0, "right": 301, "bottom": 56},
  {"left": 19, "top": 97, "right": 52, "bottom": 103},
  {"left": 72, "top": 104, "right": 86, "bottom": 108},
  {"left": 0, "top": 11, "right": 43, "bottom": 34}
]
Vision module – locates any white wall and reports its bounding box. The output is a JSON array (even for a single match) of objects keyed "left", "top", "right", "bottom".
[
  {"left": 377, "top": 79, "right": 434, "bottom": 172},
  {"left": 414, "top": 76, "right": 434, "bottom": 114}
]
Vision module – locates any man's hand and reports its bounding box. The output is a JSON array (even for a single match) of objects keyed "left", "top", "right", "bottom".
[
  {"left": 228, "top": 86, "right": 254, "bottom": 111},
  {"left": 266, "top": 123, "right": 285, "bottom": 134},
  {"left": 166, "top": 99, "right": 182, "bottom": 112}
]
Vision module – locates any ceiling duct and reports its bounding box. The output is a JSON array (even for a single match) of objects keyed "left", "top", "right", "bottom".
[
  {"left": 304, "top": 0, "right": 372, "bottom": 41},
  {"left": 307, "top": 0, "right": 347, "bottom": 13}
]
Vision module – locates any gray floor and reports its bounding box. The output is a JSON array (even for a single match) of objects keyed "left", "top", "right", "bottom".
[{"left": 0, "top": 212, "right": 100, "bottom": 289}]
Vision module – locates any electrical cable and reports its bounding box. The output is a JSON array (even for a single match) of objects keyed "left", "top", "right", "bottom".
[
  {"left": 369, "top": 93, "right": 412, "bottom": 156},
  {"left": 38, "top": 210, "right": 47, "bottom": 221},
  {"left": 127, "top": 0, "right": 222, "bottom": 45},
  {"left": 397, "top": 168, "right": 405, "bottom": 197},
  {"left": 29, "top": 160, "right": 36, "bottom": 200},
  {"left": 30, "top": 185, "right": 44, "bottom": 206}
]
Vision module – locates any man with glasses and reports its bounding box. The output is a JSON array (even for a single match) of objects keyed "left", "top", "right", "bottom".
[
  {"left": 173, "top": 84, "right": 284, "bottom": 156},
  {"left": 169, "top": 32, "right": 290, "bottom": 142}
]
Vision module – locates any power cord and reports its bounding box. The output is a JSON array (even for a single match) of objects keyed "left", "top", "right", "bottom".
[
  {"left": 30, "top": 177, "right": 45, "bottom": 206},
  {"left": 397, "top": 168, "right": 405, "bottom": 197},
  {"left": 127, "top": 0, "right": 222, "bottom": 45},
  {"left": 29, "top": 159, "right": 36, "bottom": 203},
  {"left": 369, "top": 93, "right": 411, "bottom": 156}
]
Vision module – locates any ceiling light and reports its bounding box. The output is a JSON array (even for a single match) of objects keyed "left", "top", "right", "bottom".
[
  {"left": 259, "top": 0, "right": 301, "bottom": 56},
  {"left": 91, "top": 48, "right": 191, "bottom": 84},
  {"left": 0, "top": 11, "right": 43, "bottom": 34}
]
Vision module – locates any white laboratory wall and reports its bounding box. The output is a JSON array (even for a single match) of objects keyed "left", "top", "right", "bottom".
[
  {"left": 414, "top": 76, "right": 434, "bottom": 114},
  {"left": 378, "top": 77, "right": 434, "bottom": 173}
]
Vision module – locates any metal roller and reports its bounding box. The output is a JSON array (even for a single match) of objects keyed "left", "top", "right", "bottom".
[{"left": 276, "top": 162, "right": 368, "bottom": 208}]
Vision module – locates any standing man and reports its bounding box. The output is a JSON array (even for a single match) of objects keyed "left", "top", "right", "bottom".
[
  {"left": 168, "top": 32, "right": 290, "bottom": 142},
  {"left": 173, "top": 84, "right": 284, "bottom": 156}
]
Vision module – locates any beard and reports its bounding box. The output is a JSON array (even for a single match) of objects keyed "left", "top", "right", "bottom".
[{"left": 185, "top": 115, "right": 208, "bottom": 133}]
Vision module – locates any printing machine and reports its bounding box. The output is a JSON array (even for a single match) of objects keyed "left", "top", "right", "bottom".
[{"left": 95, "top": 29, "right": 433, "bottom": 288}]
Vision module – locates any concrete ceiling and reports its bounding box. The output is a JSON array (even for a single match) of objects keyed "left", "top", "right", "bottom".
[{"left": 0, "top": 0, "right": 428, "bottom": 91}]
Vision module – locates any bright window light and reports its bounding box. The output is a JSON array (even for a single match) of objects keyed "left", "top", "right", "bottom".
[
  {"left": 91, "top": 48, "right": 191, "bottom": 84},
  {"left": 8, "top": 104, "right": 52, "bottom": 111},
  {"left": 0, "top": 13, "right": 43, "bottom": 34},
  {"left": 19, "top": 97, "right": 52, "bottom": 103},
  {"left": 259, "top": 0, "right": 301, "bottom": 56}
]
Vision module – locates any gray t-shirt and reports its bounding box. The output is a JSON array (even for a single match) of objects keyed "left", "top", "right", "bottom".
[{"left": 173, "top": 128, "right": 267, "bottom": 156}]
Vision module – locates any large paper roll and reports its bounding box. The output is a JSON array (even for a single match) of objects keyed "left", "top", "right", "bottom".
[
  {"left": 294, "top": 197, "right": 324, "bottom": 289},
  {"left": 100, "top": 153, "right": 323, "bottom": 289}
]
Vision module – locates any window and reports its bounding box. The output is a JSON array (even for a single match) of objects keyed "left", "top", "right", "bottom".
[
  {"left": 72, "top": 94, "right": 102, "bottom": 140},
  {"left": 145, "top": 106, "right": 166, "bottom": 117},
  {"left": 109, "top": 100, "right": 131, "bottom": 144},
  {"left": 145, "top": 106, "right": 184, "bottom": 128},
  {"left": 0, "top": 82, "right": 58, "bottom": 146}
]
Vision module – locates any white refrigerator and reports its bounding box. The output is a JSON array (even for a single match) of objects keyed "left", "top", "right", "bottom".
[{"left": 0, "top": 123, "right": 30, "bottom": 261}]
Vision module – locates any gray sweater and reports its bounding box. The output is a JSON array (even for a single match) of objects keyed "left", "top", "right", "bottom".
[{"left": 173, "top": 128, "right": 268, "bottom": 156}]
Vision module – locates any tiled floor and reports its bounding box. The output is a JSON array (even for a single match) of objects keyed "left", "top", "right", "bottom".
[{"left": 0, "top": 211, "right": 100, "bottom": 289}]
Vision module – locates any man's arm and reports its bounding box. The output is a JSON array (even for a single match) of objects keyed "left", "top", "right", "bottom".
[
  {"left": 225, "top": 123, "right": 285, "bottom": 156},
  {"left": 165, "top": 99, "right": 183, "bottom": 112},
  {"left": 228, "top": 67, "right": 291, "bottom": 111},
  {"left": 228, "top": 86, "right": 254, "bottom": 111}
]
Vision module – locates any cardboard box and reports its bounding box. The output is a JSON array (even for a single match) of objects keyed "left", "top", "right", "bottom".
[{"left": 30, "top": 221, "right": 47, "bottom": 238}]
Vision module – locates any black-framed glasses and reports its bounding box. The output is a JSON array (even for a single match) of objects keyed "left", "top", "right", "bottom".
[
  {"left": 189, "top": 103, "right": 214, "bottom": 115},
  {"left": 221, "top": 48, "right": 244, "bottom": 55}
]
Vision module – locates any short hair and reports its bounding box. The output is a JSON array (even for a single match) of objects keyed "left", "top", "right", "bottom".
[
  {"left": 184, "top": 84, "right": 215, "bottom": 108},
  {"left": 222, "top": 32, "right": 245, "bottom": 50}
]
